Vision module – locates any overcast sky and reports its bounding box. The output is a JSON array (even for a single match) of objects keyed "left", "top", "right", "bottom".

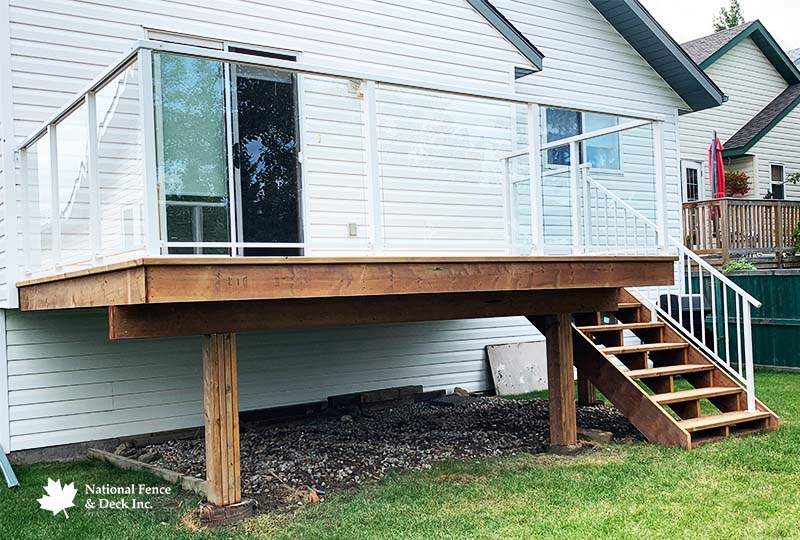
[{"left": 639, "top": 0, "right": 800, "bottom": 52}]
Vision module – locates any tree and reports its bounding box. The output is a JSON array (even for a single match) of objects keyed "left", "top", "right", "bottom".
[{"left": 713, "top": 0, "right": 745, "bottom": 31}]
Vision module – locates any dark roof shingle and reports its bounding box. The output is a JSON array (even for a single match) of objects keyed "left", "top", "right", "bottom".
[
  {"left": 681, "top": 22, "right": 755, "bottom": 64},
  {"left": 724, "top": 83, "right": 800, "bottom": 154}
]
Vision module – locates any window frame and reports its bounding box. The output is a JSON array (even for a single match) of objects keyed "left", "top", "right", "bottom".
[
  {"left": 544, "top": 107, "right": 623, "bottom": 173},
  {"left": 770, "top": 163, "right": 785, "bottom": 200},
  {"left": 581, "top": 112, "right": 623, "bottom": 174}
]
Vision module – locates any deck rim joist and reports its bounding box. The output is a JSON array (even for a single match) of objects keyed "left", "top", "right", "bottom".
[{"left": 17, "top": 255, "right": 677, "bottom": 312}]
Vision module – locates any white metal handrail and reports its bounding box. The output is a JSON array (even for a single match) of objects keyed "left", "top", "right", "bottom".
[{"left": 581, "top": 172, "right": 760, "bottom": 411}]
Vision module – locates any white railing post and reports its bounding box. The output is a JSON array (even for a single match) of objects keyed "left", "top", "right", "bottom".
[
  {"left": 528, "top": 103, "right": 544, "bottom": 255},
  {"left": 581, "top": 165, "right": 591, "bottom": 251},
  {"left": 569, "top": 141, "right": 582, "bottom": 254},
  {"left": 363, "top": 80, "right": 383, "bottom": 254},
  {"left": 86, "top": 92, "right": 101, "bottom": 262},
  {"left": 654, "top": 120, "right": 667, "bottom": 252},
  {"left": 48, "top": 124, "right": 61, "bottom": 270},
  {"left": 502, "top": 157, "right": 513, "bottom": 254},
  {"left": 742, "top": 302, "right": 756, "bottom": 411},
  {"left": 19, "top": 148, "right": 31, "bottom": 275},
  {"left": 138, "top": 48, "right": 161, "bottom": 256}
]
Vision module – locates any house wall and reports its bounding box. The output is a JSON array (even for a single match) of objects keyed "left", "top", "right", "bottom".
[
  {"left": 498, "top": 0, "right": 685, "bottom": 244},
  {"left": 679, "top": 37, "right": 789, "bottom": 198},
  {"left": 749, "top": 105, "right": 800, "bottom": 200},
  {"left": 0, "top": 0, "right": 691, "bottom": 451},
  {"left": 4, "top": 308, "right": 540, "bottom": 451}
]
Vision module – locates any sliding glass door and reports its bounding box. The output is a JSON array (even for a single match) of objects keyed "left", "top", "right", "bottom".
[
  {"left": 231, "top": 65, "right": 302, "bottom": 256},
  {"left": 153, "top": 52, "right": 302, "bottom": 255}
]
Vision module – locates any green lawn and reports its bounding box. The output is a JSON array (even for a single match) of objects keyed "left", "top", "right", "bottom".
[{"left": 2, "top": 370, "right": 799, "bottom": 539}]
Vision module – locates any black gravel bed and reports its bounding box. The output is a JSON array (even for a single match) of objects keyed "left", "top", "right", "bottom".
[{"left": 141, "top": 397, "right": 642, "bottom": 513}]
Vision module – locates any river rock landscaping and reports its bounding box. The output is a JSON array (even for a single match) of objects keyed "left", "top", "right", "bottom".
[{"left": 136, "top": 396, "right": 641, "bottom": 514}]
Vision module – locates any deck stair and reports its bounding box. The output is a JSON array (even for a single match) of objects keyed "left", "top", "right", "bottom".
[{"left": 572, "top": 289, "right": 779, "bottom": 449}]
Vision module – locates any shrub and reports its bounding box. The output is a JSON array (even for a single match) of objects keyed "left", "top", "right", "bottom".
[
  {"left": 792, "top": 221, "right": 800, "bottom": 255},
  {"left": 725, "top": 170, "right": 750, "bottom": 196},
  {"left": 722, "top": 258, "right": 756, "bottom": 273}
]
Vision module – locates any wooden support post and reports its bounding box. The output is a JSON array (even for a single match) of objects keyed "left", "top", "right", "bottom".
[
  {"left": 530, "top": 314, "right": 578, "bottom": 450},
  {"left": 203, "top": 333, "right": 241, "bottom": 507},
  {"left": 576, "top": 372, "right": 596, "bottom": 405}
]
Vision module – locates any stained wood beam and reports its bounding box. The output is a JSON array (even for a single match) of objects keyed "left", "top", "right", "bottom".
[
  {"left": 108, "top": 289, "right": 620, "bottom": 339},
  {"left": 18, "top": 256, "right": 676, "bottom": 311},
  {"left": 529, "top": 314, "right": 578, "bottom": 449},
  {"left": 203, "top": 333, "right": 241, "bottom": 507}
]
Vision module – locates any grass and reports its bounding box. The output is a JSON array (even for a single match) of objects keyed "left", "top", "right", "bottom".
[{"left": 1, "top": 370, "right": 799, "bottom": 539}]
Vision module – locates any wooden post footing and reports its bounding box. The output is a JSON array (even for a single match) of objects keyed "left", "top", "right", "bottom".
[
  {"left": 203, "top": 333, "right": 241, "bottom": 507},
  {"left": 199, "top": 499, "right": 255, "bottom": 527}
]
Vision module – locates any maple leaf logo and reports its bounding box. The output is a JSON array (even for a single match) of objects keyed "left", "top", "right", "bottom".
[{"left": 37, "top": 478, "right": 77, "bottom": 519}]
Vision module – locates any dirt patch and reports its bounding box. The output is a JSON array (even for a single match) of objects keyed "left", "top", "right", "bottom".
[{"left": 141, "top": 397, "right": 642, "bottom": 514}]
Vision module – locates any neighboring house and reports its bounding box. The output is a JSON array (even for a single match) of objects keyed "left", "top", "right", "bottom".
[
  {"left": 0, "top": 1, "right": 775, "bottom": 493},
  {"left": 788, "top": 48, "right": 800, "bottom": 66},
  {"left": 680, "top": 21, "right": 800, "bottom": 201}
]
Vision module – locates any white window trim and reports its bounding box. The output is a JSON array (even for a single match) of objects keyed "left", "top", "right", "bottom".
[
  {"left": 770, "top": 163, "right": 785, "bottom": 199},
  {"left": 543, "top": 107, "right": 624, "bottom": 173},
  {"left": 581, "top": 112, "right": 623, "bottom": 175},
  {"left": 681, "top": 159, "right": 704, "bottom": 202}
]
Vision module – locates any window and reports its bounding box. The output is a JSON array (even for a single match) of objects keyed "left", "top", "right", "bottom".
[
  {"left": 583, "top": 113, "right": 620, "bottom": 170},
  {"left": 685, "top": 166, "right": 699, "bottom": 201},
  {"left": 545, "top": 108, "right": 621, "bottom": 170},
  {"left": 546, "top": 108, "right": 581, "bottom": 166},
  {"left": 771, "top": 164, "right": 785, "bottom": 199}
]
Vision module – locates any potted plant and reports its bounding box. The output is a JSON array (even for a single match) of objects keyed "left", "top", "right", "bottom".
[{"left": 725, "top": 170, "right": 750, "bottom": 197}]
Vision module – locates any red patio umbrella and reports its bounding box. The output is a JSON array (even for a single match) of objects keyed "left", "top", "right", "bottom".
[{"left": 708, "top": 132, "right": 726, "bottom": 198}]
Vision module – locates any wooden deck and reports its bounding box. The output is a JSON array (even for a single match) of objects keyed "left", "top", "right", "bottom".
[
  {"left": 683, "top": 198, "right": 800, "bottom": 267},
  {"left": 16, "top": 255, "right": 676, "bottom": 510},
  {"left": 18, "top": 255, "right": 675, "bottom": 308}
]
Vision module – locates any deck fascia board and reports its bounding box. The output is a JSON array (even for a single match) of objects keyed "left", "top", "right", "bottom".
[{"left": 17, "top": 256, "right": 676, "bottom": 311}]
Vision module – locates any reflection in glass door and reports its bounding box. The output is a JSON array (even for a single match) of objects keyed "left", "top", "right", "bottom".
[{"left": 231, "top": 64, "right": 302, "bottom": 256}]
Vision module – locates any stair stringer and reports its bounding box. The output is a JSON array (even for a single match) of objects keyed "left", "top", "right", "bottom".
[
  {"left": 621, "top": 289, "right": 780, "bottom": 430},
  {"left": 572, "top": 327, "right": 692, "bottom": 449}
]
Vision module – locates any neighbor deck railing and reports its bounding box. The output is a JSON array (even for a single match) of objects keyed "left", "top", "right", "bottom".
[{"left": 683, "top": 198, "right": 800, "bottom": 264}]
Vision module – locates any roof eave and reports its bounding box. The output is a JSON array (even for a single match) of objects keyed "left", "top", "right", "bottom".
[
  {"left": 465, "top": 0, "right": 544, "bottom": 72},
  {"left": 724, "top": 91, "right": 800, "bottom": 157},
  {"left": 699, "top": 20, "right": 800, "bottom": 85},
  {"left": 588, "top": 0, "right": 725, "bottom": 112}
]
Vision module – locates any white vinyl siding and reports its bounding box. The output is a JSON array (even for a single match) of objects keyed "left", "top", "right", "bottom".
[
  {"left": 5, "top": 308, "right": 540, "bottom": 450},
  {"left": 498, "top": 0, "right": 684, "bottom": 245},
  {"left": 749, "top": 105, "right": 800, "bottom": 200},
  {"left": 679, "top": 37, "right": 789, "bottom": 197},
  {"left": 0, "top": 0, "right": 692, "bottom": 450}
]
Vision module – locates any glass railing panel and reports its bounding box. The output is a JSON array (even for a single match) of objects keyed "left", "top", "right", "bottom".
[
  {"left": 375, "top": 84, "right": 522, "bottom": 254},
  {"left": 96, "top": 60, "right": 146, "bottom": 257},
  {"left": 56, "top": 103, "right": 92, "bottom": 265},
  {"left": 509, "top": 153, "right": 532, "bottom": 255},
  {"left": 153, "top": 52, "right": 230, "bottom": 255},
  {"left": 300, "top": 75, "right": 368, "bottom": 253},
  {"left": 24, "top": 136, "right": 54, "bottom": 271}
]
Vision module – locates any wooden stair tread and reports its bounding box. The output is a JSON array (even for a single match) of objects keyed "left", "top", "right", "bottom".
[
  {"left": 679, "top": 411, "right": 773, "bottom": 433},
  {"left": 627, "top": 364, "right": 715, "bottom": 379},
  {"left": 577, "top": 322, "right": 665, "bottom": 333},
  {"left": 652, "top": 386, "right": 742, "bottom": 404},
  {"left": 614, "top": 302, "right": 641, "bottom": 310},
  {"left": 603, "top": 343, "right": 688, "bottom": 355}
]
